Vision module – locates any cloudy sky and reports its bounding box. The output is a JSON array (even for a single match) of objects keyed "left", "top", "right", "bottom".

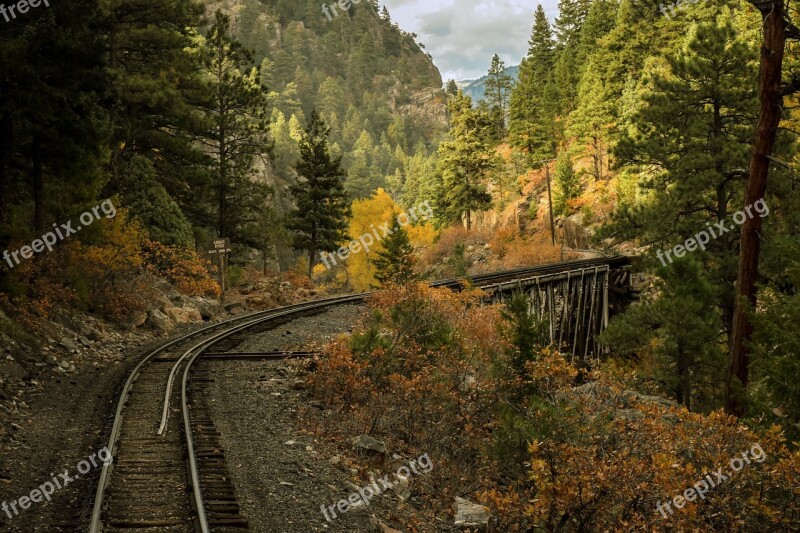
[{"left": 382, "top": 0, "right": 560, "bottom": 82}]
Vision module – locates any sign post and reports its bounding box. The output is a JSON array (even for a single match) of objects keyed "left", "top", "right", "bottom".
[{"left": 207, "top": 238, "right": 232, "bottom": 304}]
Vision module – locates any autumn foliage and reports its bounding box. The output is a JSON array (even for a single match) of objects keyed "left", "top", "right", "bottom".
[
  {"left": 306, "top": 284, "right": 505, "bottom": 516},
  {"left": 308, "top": 285, "right": 800, "bottom": 531},
  {"left": 316, "top": 189, "right": 435, "bottom": 291},
  {"left": 2, "top": 208, "right": 219, "bottom": 321},
  {"left": 143, "top": 240, "right": 220, "bottom": 297}
]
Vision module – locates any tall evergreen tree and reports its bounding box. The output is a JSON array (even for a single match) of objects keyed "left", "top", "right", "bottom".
[
  {"left": 554, "top": 0, "right": 592, "bottom": 46},
  {"left": 287, "top": 110, "right": 351, "bottom": 277},
  {"left": 371, "top": 218, "right": 417, "bottom": 285},
  {"left": 553, "top": 150, "right": 581, "bottom": 215},
  {"left": 0, "top": 0, "right": 109, "bottom": 238},
  {"left": 446, "top": 79, "right": 459, "bottom": 96},
  {"left": 438, "top": 91, "right": 495, "bottom": 230},
  {"left": 604, "top": 22, "right": 758, "bottom": 367},
  {"left": 484, "top": 54, "right": 514, "bottom": 138},
  {"left": 568, "top": 59, "right": 614, "bottom": 181},
  {"left": 602, "top": 258, "right": 726, "bottom": 411},
  {"left": 197, "top": 11, "right": 273, "bottom": 242},
  {"left": 509, "top": 5, "right": 557, "bottom": 162}
]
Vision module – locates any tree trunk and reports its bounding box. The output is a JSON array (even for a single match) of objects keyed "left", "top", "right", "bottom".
[
  {"left": 32, "top": 133, "right": 44, "bottom": 233},
  {"left": 677, "top": 347, "right": 691, "bottom": 411},
  {"left": 727, "top": 1, "right": 786, "bottom": 417},
  {"left": 0, "top": 111, "right": 11, "bottom": 226},
  {"left": 714, "top": 102, "right": 735, "bottom": 352}
]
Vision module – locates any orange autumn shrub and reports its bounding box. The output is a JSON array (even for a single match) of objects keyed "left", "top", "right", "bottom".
[
  {"left": 8, "top": 210, "right": 151, "bottom": 320},
  {"left": 309, "top": 283, "right": 800, "bottom": 532},
  {"left": 143, "top": 240, "right": 220, "bottom": 297},
  {"left": 6, "top": 209, "right": 219, "bottom": 321},
  {"left": 480, "top": 359, "right": 800, "bottom": 531},
  {"left": 419, "top": 225, "right": 492, "bottom": 272},
  {"left": 80, "top": 211, "right": 152, "bottom": 319},
  {"left": 307, "top": 283, "right": 506, "bottom": 514},
  {"left": 485, "top": 227, "right": 568, "bottom": 272}
]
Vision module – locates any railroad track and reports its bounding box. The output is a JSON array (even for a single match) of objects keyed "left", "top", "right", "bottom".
[
  {"left": 88, "top": 296, "right": 364, "bottom": 533},
  {"left": 87, "top": 257, "right": 628, "bottom": 532}
]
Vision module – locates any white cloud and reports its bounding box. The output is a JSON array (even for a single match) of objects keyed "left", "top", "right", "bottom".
[{"left": 382, "top": 0, "right": 560, "bottom": 81}]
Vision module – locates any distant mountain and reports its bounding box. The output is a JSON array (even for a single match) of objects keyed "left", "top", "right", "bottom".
[{"left": 457, "top": 65, "right": 520, "bottom": 103}]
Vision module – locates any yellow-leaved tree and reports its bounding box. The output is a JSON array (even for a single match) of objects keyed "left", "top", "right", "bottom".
[{"left": 344, "top": 189, "right": 436, "bottom": 291}]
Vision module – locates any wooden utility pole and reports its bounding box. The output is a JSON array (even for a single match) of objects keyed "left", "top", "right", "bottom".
[
  {"left": 727, "top": 0, "right": 790, "bottom": 416},
  {"left": 545, "top": 163, "right": 556, "bottom": 246}
]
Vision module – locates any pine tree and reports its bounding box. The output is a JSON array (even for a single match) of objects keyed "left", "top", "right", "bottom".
[
  {"left": 553, "top": 150, "right": 581, "bottom": 215},
  {"left": 438, "top": 91, "right": 495, "bottom": 230},
  {"left": 552, "top": 0, "right": 599, "bottom": 115},
  {"left": 484, "top": 54, "right": 514, "bottom": 138},
  {"left": 509, "top": 5, "right": 557, "bottom": 162},
  {"left": 575, "top": 0, "right": 617, "bottom": 67},
  {"left": 0, "top": 0, "right": 109, "bottom": 234},
  {"left": 287, "top": 110, "right": 351, "bottom": 277},
  {"left": 104, "top": 0, "right": 207, "bottom": 205},
  {"left": 568, "top": 59, "right": 614, "bottom": 181},
  {"left": 554, "top": 0, "right": 591, "bottom": 46},
  {"left": 446, "top": 79, "right": 459, "bottom": 95},
  {"left": 602, "top": 258, "right": 725, "bottom": 411},
  {"left": 605, "top": 21, "right": 757, "bottom": 363},
  {"left": 197, "top": 11, "right": 272, "bottom": 242},
  {"left": 371, "top": 218, "right": 417, "bottom": 285},
  {"left": 122, "top": 156, "right": 194, "bottom": 247}
]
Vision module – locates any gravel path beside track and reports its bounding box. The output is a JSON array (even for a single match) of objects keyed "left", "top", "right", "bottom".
[{"left": 205, "top": 305, "right": 383, "bottom": 532}]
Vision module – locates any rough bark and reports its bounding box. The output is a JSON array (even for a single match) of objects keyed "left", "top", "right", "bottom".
[
  {"left": 32, "top": 133, "right": 44, "bottom": 233},
  {"left": 0, "top": 111, "right": 11, "bottom": 226},
  {"left": 727, "top": 0, "right": 786, "bottom": 416}
]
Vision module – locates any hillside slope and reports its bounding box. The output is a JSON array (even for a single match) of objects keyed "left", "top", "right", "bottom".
[{"left": 206, "top": 0, "right": 448, "bottom": 201}]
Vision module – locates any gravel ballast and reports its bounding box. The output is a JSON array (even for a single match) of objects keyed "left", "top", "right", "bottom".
[{"left": 206, "top": 304, "right": 429, "bottom": 532}]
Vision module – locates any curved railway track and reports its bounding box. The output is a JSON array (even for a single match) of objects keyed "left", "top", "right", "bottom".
[{"left": 87, "top": 256, "right": 628, "bottom": 532}]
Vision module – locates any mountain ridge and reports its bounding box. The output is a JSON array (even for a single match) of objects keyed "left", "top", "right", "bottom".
[{"left": 457, "top": 64, "right": 520, "bottom": 103}]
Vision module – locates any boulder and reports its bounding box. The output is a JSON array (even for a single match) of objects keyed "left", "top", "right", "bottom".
[
  {"left": 192, "top": 298, "right": 220, "bottom": 320},
  {"left": 8, "top": 363, "right": 28, "bottom": 380},
  {"left": 240, "top": 284, "right": 256, "bottom": 295},
  {"left": 86, "top": 327, "right": 104, "bottom": 342},
  {"left": 164, "top": 306, "right": 202, "bottom": 324},
  {"left": 351, "top": 434, "right": 387, "bottom": 455},
  {"left": 125, "top": 310, "right": 148, "bottom": 328},
  {"left": 147, "top": 309, "right": 173, "bottom": 333},
  {"left": 454, "top": 497, "right": 490, "bottom": 529},
  {"left": 59, "top": 337, "right": 79, "bottom": 352},
  {"left": 224, "top": 302, "right": 246, "bottom": 315}
]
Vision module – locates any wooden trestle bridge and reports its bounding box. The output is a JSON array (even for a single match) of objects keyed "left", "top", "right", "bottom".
[{"left": 467, "top": 256, "right": 634, "bottom": 360}]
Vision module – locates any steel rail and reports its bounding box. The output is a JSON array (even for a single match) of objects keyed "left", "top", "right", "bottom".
[
  {"left": 88, "top": 256, "right": 629, "bottom": 532},
  {"left": 180, "top": 295, "right": 364, "bottom": 532},
  {"left": 88, "top": 294, "right": 364, "bottom": 533}
]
